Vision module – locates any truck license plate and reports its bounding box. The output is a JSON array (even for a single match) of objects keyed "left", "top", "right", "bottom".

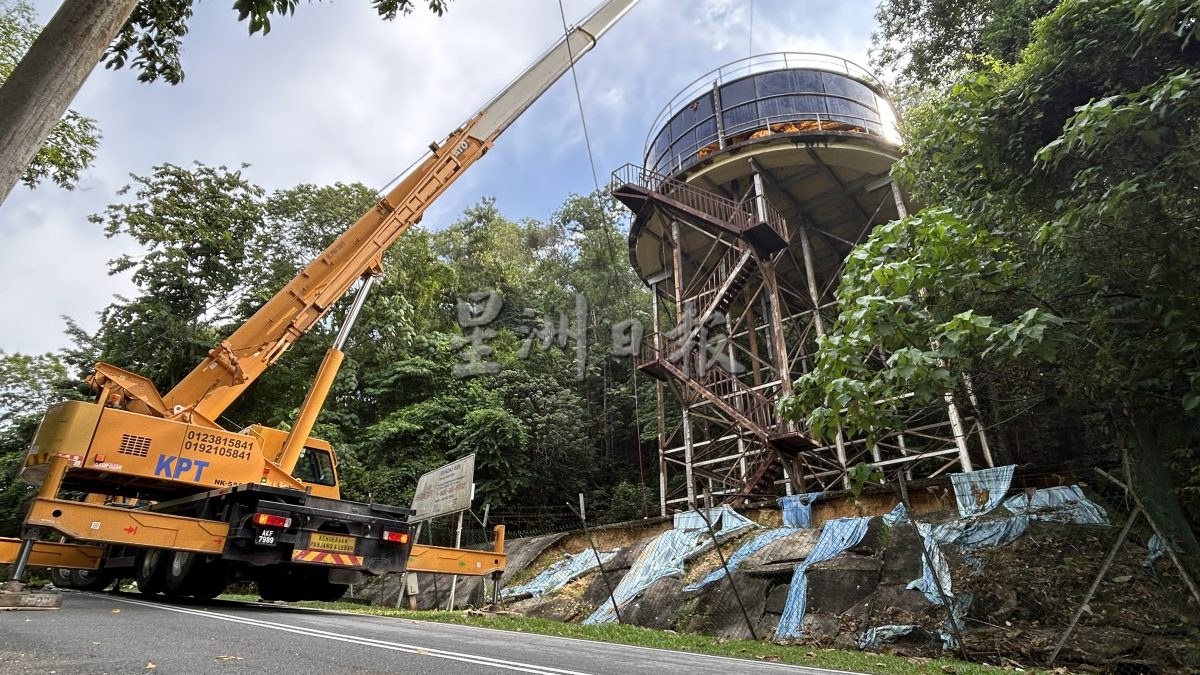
[
  {"left": 308, "top": 533, "right": 355, "bottom": 553},
  {"left": 255, "top": 529, "right": 276, "bottom": 545}
]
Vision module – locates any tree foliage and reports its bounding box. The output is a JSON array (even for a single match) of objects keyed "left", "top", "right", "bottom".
[
  {"left": 105, "top": 0, "right": 451, "bottom": 84},
  {"left": 0, "top": 0, "right": 99, "bottom": 190},
  {"left": 0, "top": 161, "right": 655, "bottom": 536},
  {"left": 796, "top": 0, "right": 1200, "bottom": 535}
]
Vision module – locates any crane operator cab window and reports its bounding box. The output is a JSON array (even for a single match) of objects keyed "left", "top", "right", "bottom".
[{"left": 294, "top": 447, "right": 337, "bottom": 486}]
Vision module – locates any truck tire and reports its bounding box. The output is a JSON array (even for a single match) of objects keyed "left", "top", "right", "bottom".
[
  {"left": 71, "top": 567, "right": 115, "bottom": 591},
  {"left": 187, "top": 561, "right": 231, "bottom": 601},
  {"left": 164, "top": 551, "right": 199, "bottom": 597},
  {"left": 165, "top": 551, "right": 230, "bottom": 600},
  {"left": 306, "top": 578, "right": 349, "bottom": 602},
  {"left": 256, "top": 570, "right": 302, "bottom": 602},
  {"left": 50, "top": 567, "right": 76, "bottom": 589},
  {"left": 136, "top": 549, "right": 170, "bottom": 595}
]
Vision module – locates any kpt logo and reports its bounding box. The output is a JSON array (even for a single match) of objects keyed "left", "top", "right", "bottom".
[{"left": 154, "top": 454, "right": 210, "bottom": 481}]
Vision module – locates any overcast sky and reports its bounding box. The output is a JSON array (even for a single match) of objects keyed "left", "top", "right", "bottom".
[{"left": 0, "top": 0, "right": 880, "bottom": 356}]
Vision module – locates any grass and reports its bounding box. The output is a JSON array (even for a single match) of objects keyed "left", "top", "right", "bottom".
[{"left": 218, "top": 593, "right": 1021, "bottom": 674}]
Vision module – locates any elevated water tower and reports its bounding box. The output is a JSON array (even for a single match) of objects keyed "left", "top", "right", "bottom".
[{"left": 612, "top": 53, "right": 992, "bottom": 513}]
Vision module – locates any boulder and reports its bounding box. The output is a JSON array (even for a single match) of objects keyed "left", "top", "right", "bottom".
[
  {"left": 583, "top": 568, "right": 628, "bottom": 609},
  {"left": 800, "top": 613, "right": 841, "bottom": 641},
  {"left": 879, "top": 521, "right": 925, "bottom": 585},
  {"left": 496, "top": 532, "right": 568, "bottom": 586},
  {"left": 683, "top": 569, "right": 771, "bottom": 640},
  {"left": 806, "top": 553, "right": 882, "bottom": 615},
  {"left": 605, "top": 533, "right": 659, "bottom": 571},
  {"left": 845, "top": 517, "right": 888, "bottom": 556},
  {"left": 522, "top": 595, "right": 582, "bottom": 622},
  {"left": 742, "top": 530, "right": 819, "bottom": 576},
  {"left": 620, "top": 577, "right": 691, "bottom": 630}
]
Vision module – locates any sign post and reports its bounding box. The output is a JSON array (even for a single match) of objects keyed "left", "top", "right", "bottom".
[
  {"left": 410, "top": 454, "right": 476, "bottom": 522},
  {"left": 408, "top": 455, "right": 476, "bottom": 610}
]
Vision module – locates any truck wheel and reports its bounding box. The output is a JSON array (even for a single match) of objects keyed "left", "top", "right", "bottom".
[
  {"left": 164, "top": 551, "right": 205, "bottom": 597},
  {"left": 71, "top": 568, "right": 115, "bottom": 591},
  {"left": 50, "top": 567, "right": 76, "bottom": 589},
  {"left": 136, "top": 550, "right": 169, "bottom": 595},
  {"left": 168, "top": 553, "right": 230, "bottom": 600},
  {"left": 308, "top": 581, "right": 349, "bottom": 602},
  {"left": 256, "top": 570, "right": 302, "bottom": 602}
]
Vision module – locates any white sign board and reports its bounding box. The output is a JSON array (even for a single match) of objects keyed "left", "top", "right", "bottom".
[{"left": 411, "top": 454, "right": 475, "bottom": 522}]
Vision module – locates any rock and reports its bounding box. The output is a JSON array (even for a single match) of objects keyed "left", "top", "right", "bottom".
[
  {"left": 800, "top": 613, "right": 841, "bottom": 640},
  {"left": 582, "top": 568, "right": 628, "bottom": 609},
  {"left": 621, "top": 577, "right": 690, "bottom": 630},
  {"left": 806, "top": 553, "right": 882, "bottom": 615},
  {"left": 845, "top": 517, "right": 888, "bottom": 556},
  {"left": 605, "top": 533, "right": 658, "bottom": 571},
  {"left": 495, "top": 532, "right": 568, "bottom": 586},
  {"left": 880, "top": 521, "right": 925, "bottom": 585},
  {"left": 763, "top": 582, "right": 791, "bottom": 615},
  {"left": 522, "top": 596, "right": 581, "bottom": 622},
  {"left": 845, "top": 583, "right": 932, "bottom": 627},
  {"left": 684, "top": 570, "right": 771, "bottom": 640},
  {"left": 742, "top": 530, "right": 819, "bottom": 576}
]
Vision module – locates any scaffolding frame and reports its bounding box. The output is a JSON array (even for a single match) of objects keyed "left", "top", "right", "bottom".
[{"left": 614, "top": 159, "right": 993, "bottom": 515}]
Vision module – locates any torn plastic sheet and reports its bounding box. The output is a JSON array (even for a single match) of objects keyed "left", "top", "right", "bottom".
[
  {"left": 951, "top": 464, "right": 1016, "bottom": 518},
  {"left": 908, "top": 521, "right": 955, "bottom": 605},
  {"left": 1003, "top": 485, "right": 1109, "bottom": 525},
  {"left": 857, "top": 624, "right": 916, "bottom": 650},
  {"left": 883, "top": 502, "right": 909, "bottom": 527},
  {"left": 683, "top": 527, "right": 798, "bottom": 592},
  {"left": 500, "top": 548, "right": 617, "bottom": 599},
  {"left": 583, "top": 506, "right": 755, "bottom": 624},
  {"left": 779, "top": 492, "right": 823, "bottom": 528},
  {"left": 775, "top": 516, "right": 871, "bottom": 640},
  {"left": 1145, "top": 534, "right": 1165, "bottom": 567}
]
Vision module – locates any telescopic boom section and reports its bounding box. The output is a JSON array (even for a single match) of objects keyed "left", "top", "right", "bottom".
[{"left": 155, "top": 0, "right": 639, "bottom": 427}]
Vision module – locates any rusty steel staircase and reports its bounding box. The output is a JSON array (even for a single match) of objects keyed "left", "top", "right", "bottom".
[{"left": 617, "top": 163, "right": 820, "bottom": 504}]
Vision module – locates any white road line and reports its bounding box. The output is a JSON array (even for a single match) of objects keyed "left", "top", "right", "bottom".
[
  {"left": 361, "top": 613, "right": 862, "bottom": 674},
  {"left": 94, "top": 593, "right": 593, "bottom": 675}
]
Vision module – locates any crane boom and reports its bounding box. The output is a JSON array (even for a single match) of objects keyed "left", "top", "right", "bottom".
[{"left": 120, "top": 0, "right": 640, "bottom": 427}]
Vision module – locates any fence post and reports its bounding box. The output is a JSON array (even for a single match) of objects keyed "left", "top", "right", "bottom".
[
  {"left": 568, "top": 501, "right": 621, "bottom": 623},
  {"left": 1049, "top": 506, "right": 1142, "bottom": 665},
  {"left": 896, "top": 470, "right": 968, "bottom": 659},
  {"left": 699, "top": 488, "right": 758, "bottom": 640}
]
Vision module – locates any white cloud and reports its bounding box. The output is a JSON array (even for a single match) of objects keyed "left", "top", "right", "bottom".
[{"left": 3, "top": 0, "right": 881, "bottom": 356}]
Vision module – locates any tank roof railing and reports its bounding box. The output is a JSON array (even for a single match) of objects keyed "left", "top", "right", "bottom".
[{"left": 643, "top": 52, "right": 889, "bottom": 158}]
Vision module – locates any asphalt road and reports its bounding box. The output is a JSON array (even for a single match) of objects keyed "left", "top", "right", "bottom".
[{"left": 0, "top": 591, "right": 863, "bottom": 675}]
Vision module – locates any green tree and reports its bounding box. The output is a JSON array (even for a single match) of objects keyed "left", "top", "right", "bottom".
[
  {"left": 85, "top": 162, "right": 266, "bottom": 391},
  {"left": 870, "top": 0, "right": 1059, "bottom": 100},
  {"left": 0, "top": 351, "right": 85, "bottom": 535},
  {"left": 796, "top": 0, "right": 1199, "bottom": 549}
]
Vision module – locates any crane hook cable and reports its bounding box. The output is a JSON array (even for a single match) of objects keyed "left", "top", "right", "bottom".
[{"left": 557, "top": 0, "right": 601, "bottom": 193}]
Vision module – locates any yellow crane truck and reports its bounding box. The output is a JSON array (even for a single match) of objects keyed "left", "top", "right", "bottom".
[{"left": 0, "top": 0, "right": 638, "bottom": 606}]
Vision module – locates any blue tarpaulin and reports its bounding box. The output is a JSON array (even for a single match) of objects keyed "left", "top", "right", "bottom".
[
  {"left": 779, "top": 493, "right": 823, "bottom": 528},
  {"left": 951, "top": 464, "right": 1016, "bottom": 518},
  {"left": 583, "top": 507, "right": 756, "bottom": 624},
  {"left": 500, "top": 548, "right": 617, "bottom": 600},
  {"left": 1003, "top": 485, "right": 1108, "bottom": 525},
  {"left": 908, "top": 521, "right": 955, "bottom": 605},
  {"left": 775, "top": 516, "right": 872, "bottom": 640},
  {"left": 683, "top": 528, "right": 799, "bottom": 592},
  {"left": 858, "top": 624, "right": 916, "bottom": 649},
  {"left": 883, "top": 502, "right": 909, "bottom": 526},
  {"left": 905, "top": 481, "right": 1109, "bottom": 648}
]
